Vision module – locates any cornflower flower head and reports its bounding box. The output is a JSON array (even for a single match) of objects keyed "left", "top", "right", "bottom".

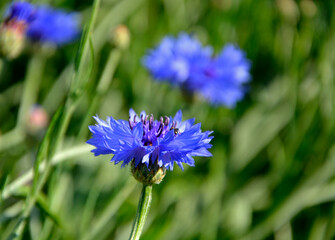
[
  {"left": 3, "top": 1, "right": 34, "bottom": 22},
  {"left": 143, "top": 33, "right": 251, "bottom": 107},
  {"left": 142, "top": 33, "right": 212, "bottom": 85},
  {"left": 87, "top": 109, "right": 213, "bottom": 184},
  {"left": 25, "top": 6, "right": 80, "bottom": 45},
  {"left": 0, "top": 1, "right": 80, "bottom": 57},
  {"left": 191, "top": 44, "right": 251, "bottom": 107}
]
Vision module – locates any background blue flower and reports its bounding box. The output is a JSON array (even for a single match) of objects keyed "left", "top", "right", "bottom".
[
  {"left": 3, "top": 1, "right": 80, "bottom": 45},
  {"left": 87, "top": 109, "right": 213, "bottom": 170},
  {"left": 4, "top": 1, "right": 34, "bottom": 22},
  {"left": 191, "top": 44, "right": 251, "bottom": 107},
  {"left": 142, "top": 33, "right": 212, "bottom": 85},
  {"left": 143, "top": 33, "right": 251, "bottom": 107},
  {"left": 26, "top": 6, "right": 80, "bottom": 45}
]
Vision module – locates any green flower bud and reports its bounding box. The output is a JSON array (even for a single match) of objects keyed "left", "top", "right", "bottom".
[
  {"left": 110, "top": 25, "right": 130, "bottom": 50},
  {"left": 131, "top": 161, "right": 166, "bottom": 185}
]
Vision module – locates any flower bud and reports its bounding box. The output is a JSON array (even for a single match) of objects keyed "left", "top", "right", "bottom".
[
  {"left": 27, "top": 105, "right": 49, "bottom": 134},
  {"left": 131, "top": 161, "right": 166, "bottom": 185},
  {"left": 111, "top": 25, "right": 130, "bottom": 50},
  {"left": 0, "top": 22, "right": 26, "bottom": 59}
]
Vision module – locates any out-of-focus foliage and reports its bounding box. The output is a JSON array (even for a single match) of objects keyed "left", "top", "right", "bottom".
[{"left": 1, "top": 0, "right": 335, "bottom": 239}]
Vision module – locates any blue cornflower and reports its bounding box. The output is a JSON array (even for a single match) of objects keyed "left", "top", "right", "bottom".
[
  {"left": 142, "top": 33, "right": 212, "bottom": 85},
  {"left": 3, "top": 1, "right": 34, "bottom": 23},
  {"left": 143, "top": 33, "right": 251, "bottom": 107},
  {"left": 87, "top": 109, "right": 213, "bottom": 172},
  {"left": 191, "top": 44, "right": 251, "bottom": 107},
  {"left": 3, "top": 1, "right": 80, "bottom": 46},
  {"left": 25, "top": 6, "right": 80, "bottom": 45}
]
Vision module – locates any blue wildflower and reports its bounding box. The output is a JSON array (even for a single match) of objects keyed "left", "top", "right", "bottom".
[
  {"left": 2, "top": 1, "right": 80, "bottom": 46},
  {"left": 26, "top": 6, "right": 80, "bottom": 45},
  {"left": 143, "top": 33, "right": 251, "bottom": 107},
  {"left": 191, "top": 44, "right": 251, "bottom": 107},
  {"left": 142, "top": 33, "right": 212, "bottom": 85},
  {"left": 4, "top": 1, "right": 34, "bottom": 23},
  {"left": 87, "top": 109, "right": 213, "bottom": 171}
]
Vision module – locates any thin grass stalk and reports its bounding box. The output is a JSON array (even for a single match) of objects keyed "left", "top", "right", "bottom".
[
  {"left": 16, "top": 54, "right": 45, "bottom": 128},
  {"left": 83, "top": 178, "right": 136, "bottom": 240},
  {"left": 0, "top": 55, "right": 45, "bottom": 152},
  {"left": 78, "top": 49, "right": 121, "bottom": 139}
]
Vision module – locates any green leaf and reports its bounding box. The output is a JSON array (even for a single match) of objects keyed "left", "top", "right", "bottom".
[
  {"left": 32, "top": 106, "right": 64, "bottom": 192},
  {"left": 74, "top": 24, "right": 89, "bottom": 72},
  {"left": 35, "top": 194, "right": 61, "bottom": 228}
]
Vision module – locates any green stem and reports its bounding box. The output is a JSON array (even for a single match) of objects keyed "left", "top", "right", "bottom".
[
  {"left": 96, "top": 49, "right": 121, "bottom": 93},
  {"left": 0, "top": 55, "right": 45, "bottom": 152},
  {"left": 2, "top": 144, "right": 91, "bottom": 200},
  {"left": 78, "top": 49, "right": 121, "bottom": 139},
  {"left": 83, "top": 178, "right": 136, "bottom": 240},
  {"left": 0, "top": 127, "right": 24, "bottom": 152},
  {"left": 16, "top": 55, "right": 45, "bottom": 128},
  {"left": 0, "top": 58, "right": 6, "bottom": 80},
  {"left": 129, "top": 184, "right": 152, "bottom": 240}
]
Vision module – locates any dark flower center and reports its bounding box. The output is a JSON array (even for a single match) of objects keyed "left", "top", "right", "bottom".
[
  {"left": 204, "top": 67, "right": 216, "bottom": 78},
  {"left": 129, "top": 114, "right": 178, "bottom": 146}
]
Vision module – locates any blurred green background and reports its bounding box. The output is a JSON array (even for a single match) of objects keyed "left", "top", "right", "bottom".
[{"left": 1, "top": 0, "right": 335, "bottom": 239}]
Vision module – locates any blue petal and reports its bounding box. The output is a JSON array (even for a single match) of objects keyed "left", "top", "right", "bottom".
[
  {"left": 190, "top": 147, "right": 213, "bottom": 157},
  {"left": 178, "top": 118, "right": 195, "bottom": 132},
  {"left": 173, "top": 110, "right": 182, "bottom": 123},
  {"left": 132, "top": 122, "right": 143, "bottom": 139},
  {"left": 142, "top": 153, "right": 150, "bottom": 166}
]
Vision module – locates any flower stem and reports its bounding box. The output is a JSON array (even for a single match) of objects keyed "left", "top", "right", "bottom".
[
  {"left": 17, "top": 54, "right": 45, "bottom": 128},
  {"left": 128, "top": 184, "right": 152, "bottom": 240},
  {"left": 78, "top": 49, "right": 121, "bottom": 139}
]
